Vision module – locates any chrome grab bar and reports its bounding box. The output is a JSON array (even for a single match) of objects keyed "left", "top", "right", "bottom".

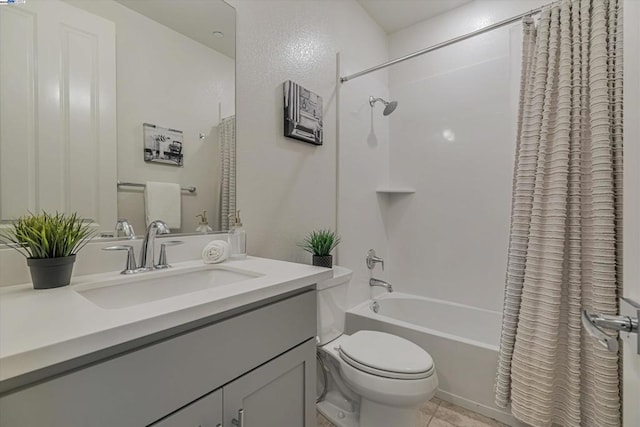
[
  {"left": 582, "top": 311, "right": 620, "bottom": 352},
  {"left": 582, "top": 300, "right": 639, "bottom": 353},
  {"left": 588, "top": 312, "right": 637, "bottom": 333}
]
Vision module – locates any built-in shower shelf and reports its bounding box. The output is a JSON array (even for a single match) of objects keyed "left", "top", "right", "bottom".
[{"left": 375, "top": 187, "right": 416, "bottom": 194}]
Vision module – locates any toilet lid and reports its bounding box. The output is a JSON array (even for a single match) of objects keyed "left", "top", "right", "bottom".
[{"left": 339, "top": 331, "right": 434, "bottom": 379}]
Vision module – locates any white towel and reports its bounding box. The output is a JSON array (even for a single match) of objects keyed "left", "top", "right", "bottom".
[
  {"left": 202, "top": 240, "right": 229, "bottom": 264},
  {"left": 144, "top": 181, "right": 181, "bottom": 229}
]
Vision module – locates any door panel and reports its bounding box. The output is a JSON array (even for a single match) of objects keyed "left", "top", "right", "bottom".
[
  {"left": 0, "top": 0, "right": 117, "bottom": 228},
  {"left": 224, "top": 339, "right": 316, "bottom": 427},
  {"left": 0, "top": 6, "right": 37, "bottom": 218}
]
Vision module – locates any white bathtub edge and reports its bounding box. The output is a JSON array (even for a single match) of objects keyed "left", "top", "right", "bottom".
[
  {"left": 348, "top": 294, "right": 500, "bottom": 351},
  {"left": 436, "top": 389, "right": 528, "bottom": 427}
]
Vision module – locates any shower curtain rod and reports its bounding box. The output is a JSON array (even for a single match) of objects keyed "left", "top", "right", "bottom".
[{"left": 340, "top": 2, "right": 554, "bottom": 83}]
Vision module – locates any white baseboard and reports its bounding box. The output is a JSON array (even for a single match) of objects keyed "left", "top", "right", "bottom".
[{"left": 435, "top": 390, "right": 529, "bottom": 427}]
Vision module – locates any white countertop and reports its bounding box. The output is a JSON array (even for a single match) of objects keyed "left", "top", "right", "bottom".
[{"left": 0, "top": 256, "right": 331, "bottom": 390}]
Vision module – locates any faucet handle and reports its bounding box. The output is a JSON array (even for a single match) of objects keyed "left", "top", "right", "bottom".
[
  {"left": 103, "top": 245, "right": 139, "bottom": 274},
  {"left": 156, "top": 240, "right": 184, "bottom": 269},
  {"left": 366, "top": 249, "right": 384, "bottom": 270}
]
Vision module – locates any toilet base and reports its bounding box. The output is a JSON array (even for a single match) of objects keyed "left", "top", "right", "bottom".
[
  {"left": 317, "top": 400, "right": 359, "bottom": 427},
  {"left": 318, "top": 398, "right": 424, "bottom": 427}
]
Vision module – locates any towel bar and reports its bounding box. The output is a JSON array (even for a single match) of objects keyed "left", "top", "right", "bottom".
[{"left": 117, "top": 181, "right": 196, "bottom": 193}]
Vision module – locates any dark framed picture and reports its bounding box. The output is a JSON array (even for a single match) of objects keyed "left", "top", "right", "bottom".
[
  {"left": 284, "top": 80, "right": 323, "bottom": 145},
  {"left": 143, "top": 123, "right": 184, "bottom": 167}
]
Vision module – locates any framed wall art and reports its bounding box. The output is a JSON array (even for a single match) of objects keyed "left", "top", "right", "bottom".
[
  {"left": 283, "top": 80, "right": 323, "bottom": 146},
  {"left": 143, "top": 123, "right": 184, "bottom": 167}
]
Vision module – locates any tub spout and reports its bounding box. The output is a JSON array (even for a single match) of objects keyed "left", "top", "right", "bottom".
[{"left": 370, "top": 278, "right": 393, "bottom": 293}]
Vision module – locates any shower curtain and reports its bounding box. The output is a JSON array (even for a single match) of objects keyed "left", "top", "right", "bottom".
[
  {"left": 219, "top": 115, "right": 236, "bottom": 230},
  {"left": 495, "top": 1, "right": 623, "bottom": 426}
]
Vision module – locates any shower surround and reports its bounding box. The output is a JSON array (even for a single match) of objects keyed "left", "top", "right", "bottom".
[{"left": 385, "top": 1, "right": 550, "bottom": 312}]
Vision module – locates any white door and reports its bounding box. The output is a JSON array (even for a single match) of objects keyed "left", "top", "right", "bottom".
[
  {"left": 623, "top": 1, "right": 640, "bottom": 426},
  {"left": 0, "top": 0, "right": 117, "bottom": 228}
]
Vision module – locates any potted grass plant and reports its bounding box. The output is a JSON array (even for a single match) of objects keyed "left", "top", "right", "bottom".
[
  {"left": 299, "top": 229, "right": 341, "bottom": 268},
  {"left": 0, "top": 212, "right": 95, "bottom": 289}
]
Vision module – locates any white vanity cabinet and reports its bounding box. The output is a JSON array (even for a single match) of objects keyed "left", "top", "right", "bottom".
[{"left": 0, "top": 290, "right": 317, "bottom": 427}]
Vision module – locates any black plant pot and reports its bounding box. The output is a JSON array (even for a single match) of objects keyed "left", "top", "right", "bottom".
[
  {"left": 27, "top": 255, "right": 76, "bottom": 289},
  {"left": 312, "top": 255, "right": 333, "bottom": 268}
]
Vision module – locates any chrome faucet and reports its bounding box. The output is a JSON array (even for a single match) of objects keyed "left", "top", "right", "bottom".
[
  {"left": 370, "top": 278, "right": 393, "bottom": 293},
  {"left": 115, "top": 219, "right": 136, "bottom": 239},
  {"left": 139, "top": 220, "right": 171, "bottom": 271}
]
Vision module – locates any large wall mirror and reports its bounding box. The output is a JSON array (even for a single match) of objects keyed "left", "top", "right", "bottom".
[{"left": 0, "top": 0, "right": 236, "bottom": 237}]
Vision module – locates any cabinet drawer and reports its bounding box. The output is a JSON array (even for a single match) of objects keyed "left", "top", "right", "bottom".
[{"left": 0, "top": 290, "right": 316, "bottom": 427}]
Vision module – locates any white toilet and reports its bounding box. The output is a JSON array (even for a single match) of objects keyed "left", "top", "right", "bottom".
[{"left": 316, "top": 267, "right": 438, "bottom": 427}]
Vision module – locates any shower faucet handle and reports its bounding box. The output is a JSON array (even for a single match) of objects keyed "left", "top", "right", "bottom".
[{"left": 366, "top": 249, "right": 384, "bottom": 270}]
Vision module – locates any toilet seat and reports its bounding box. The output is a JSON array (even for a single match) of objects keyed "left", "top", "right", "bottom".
[
  {"left": 340, "top": 352, "right": 434, "bottom": 380},
  {"left": 338, "top": 331, "right": 434, "bottom": 380}
]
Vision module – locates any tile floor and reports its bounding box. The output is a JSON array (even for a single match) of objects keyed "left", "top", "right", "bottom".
[{"left": 317, "top": 397, "right": 509, "bottom": 427}]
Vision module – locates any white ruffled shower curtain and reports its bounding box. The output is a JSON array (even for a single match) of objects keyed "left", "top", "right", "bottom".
[
  {"left": 219, "top": 115, "right": 236, "bottom": 231},
  {"left": 495, "top": 0, "right": 623, "bottom": 426}
]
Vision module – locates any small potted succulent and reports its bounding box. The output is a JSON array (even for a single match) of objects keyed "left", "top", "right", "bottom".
[
  {"left": 299, "top": 229, "right": 341, "bottom": 268},
  {"left": 0, "top": 212, "right": 95, "bottom": 289}
]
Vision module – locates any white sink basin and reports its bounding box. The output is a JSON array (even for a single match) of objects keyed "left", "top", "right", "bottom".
[{"left": 75, "top": 266, "right": 261, "bottom": 309}]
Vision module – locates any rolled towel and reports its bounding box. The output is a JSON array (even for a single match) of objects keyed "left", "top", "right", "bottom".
[{"left": 202, "top": 240, "right": 230, "bottom": 264}]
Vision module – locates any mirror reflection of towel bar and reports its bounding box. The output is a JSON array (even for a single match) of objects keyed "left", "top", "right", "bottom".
[{"left": 117, "top": 181, "right": 196, "bottom": 193}]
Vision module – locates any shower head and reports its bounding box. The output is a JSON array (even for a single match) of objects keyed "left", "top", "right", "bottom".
[
  {"left": 369, "top": 96, "right": 398, "bottom": 116},
  {"left": 383, "top": 100, "right": 398, "bottom": 116}
]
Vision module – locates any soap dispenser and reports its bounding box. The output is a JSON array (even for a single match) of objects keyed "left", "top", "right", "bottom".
[
  {"left": 228, "top": 210, "right": 246, "bottom": 259},
  {"left": 195, "top": 210, "right": 213, "bottom": 233}
]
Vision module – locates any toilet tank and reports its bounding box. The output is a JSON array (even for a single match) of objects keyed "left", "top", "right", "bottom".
[{"left": 317, "top": 266, "right": 353, "bottom": 345}]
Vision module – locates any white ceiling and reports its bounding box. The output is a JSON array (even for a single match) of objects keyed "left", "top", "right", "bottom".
[
  {"left": 357, "top": 0, "right": 473, "bottom": 33},
  {"left": 115, "top": 0, "right": 235, "bottom": 58}
]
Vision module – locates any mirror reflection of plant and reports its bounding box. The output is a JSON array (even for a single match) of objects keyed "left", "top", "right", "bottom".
[
  {"left": 299, "top": 229, "right": 341, "bottom": 257},
  {"left": 0, "top": 212, "right": 95, "bottom": 259}
]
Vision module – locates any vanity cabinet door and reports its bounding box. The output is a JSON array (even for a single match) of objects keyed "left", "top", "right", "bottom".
[
  {"left": 223, "top": 338, "right": 316, "bottom": 427},
  {"left": 150, "top": 389, "right": 222, "bottom": 427}
]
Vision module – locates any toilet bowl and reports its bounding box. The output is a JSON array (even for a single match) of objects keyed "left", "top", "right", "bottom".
[{"left": 316, "top": 267, "right": 438, "bottom": 427}]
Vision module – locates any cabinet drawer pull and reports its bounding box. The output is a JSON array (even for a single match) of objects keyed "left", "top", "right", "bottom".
[{"left": 231, "top": 409, "right": 244, "bottom": 426}]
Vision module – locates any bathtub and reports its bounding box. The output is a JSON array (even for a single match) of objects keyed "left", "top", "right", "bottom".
[{"left": 346, "top": 293, "right": 520, "bottom": 426}]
